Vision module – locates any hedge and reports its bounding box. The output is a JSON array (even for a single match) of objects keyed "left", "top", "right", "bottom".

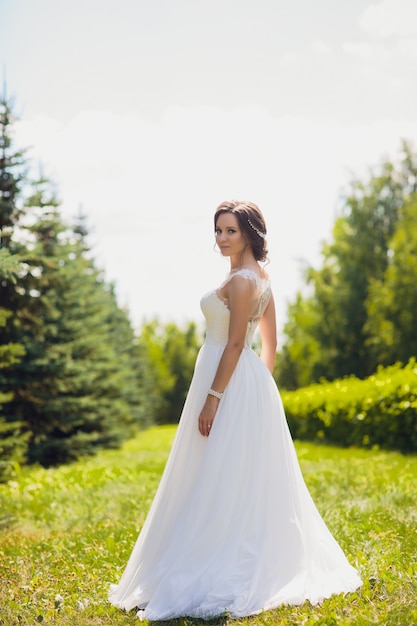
[{"left": 281, "top": 359, "right": 417, "bottom": 453}]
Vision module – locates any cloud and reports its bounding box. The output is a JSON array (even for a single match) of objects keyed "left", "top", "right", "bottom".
[
  {"left": 278, "top": 51, "right": 300, "bottom": 69},
  {"left": 14, "top": 107, "right": 417, "bottom": 329},
  {"left": 342, "top": 41, "right": 392, "bottom": 61},
  {"left": 312, "top": 41, "right": 332, "bottom": 56},
  {"left": 360, "top": 0, "right": 417, "bottom": 38},
  {"left": 398, "top": 37, "right": 417, "bottom": 60}
]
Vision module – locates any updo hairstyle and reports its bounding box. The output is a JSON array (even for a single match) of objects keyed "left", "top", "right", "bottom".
[{"left": 214, "top": 200, "right": 268, "bottom": 262}]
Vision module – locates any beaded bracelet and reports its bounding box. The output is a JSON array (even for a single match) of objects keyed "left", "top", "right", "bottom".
[{"left": 208, "top": 388, "right": 223, "bottom": 400}]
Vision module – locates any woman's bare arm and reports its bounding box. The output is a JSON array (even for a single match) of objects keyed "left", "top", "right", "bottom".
[{"left": 198, "top": 276, "right": 253, "bottom": 436}]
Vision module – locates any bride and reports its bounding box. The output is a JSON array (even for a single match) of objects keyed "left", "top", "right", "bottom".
[{"left": 109, "top": 200, "right": 362, "bottom": 620}]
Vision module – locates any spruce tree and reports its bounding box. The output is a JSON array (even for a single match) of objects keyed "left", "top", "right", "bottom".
[
  {"left": 0, "top": 95, "right": 26, "bottom": 248},
  {"left": 0, "top": 250, "right": 28, "bottom": 481},
  {"left": 0, "top": 94, "right": 143, "bottom": 467},
  {"left": 0, "top": 95, "right": 29, "bottom": 478},
  {"left": 8, "top": 197, "right": 141, "bottom": 465}
]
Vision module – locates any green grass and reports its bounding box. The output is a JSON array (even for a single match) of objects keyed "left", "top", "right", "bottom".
[{"left": 1, "top": 425, "right": 416, "bottom": 626}]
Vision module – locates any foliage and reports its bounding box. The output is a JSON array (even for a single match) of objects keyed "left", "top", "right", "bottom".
[
  {"left": 0, "top": 95, "right": 27, "bottom": 247},
  {"left": 0, "top": 94, "right": 144, "bottom": 469},
  {"left": 136, "top": 320, "right": 201, "bottom": 424},
  {"left": 0, "top": 404, "right": 28, "bottom": 483},
  {"left": 281, "top": 359, "right": 417, "bottom": 452},
  {"left": 365, "top": 197, "right": 417, "bottom": 366},
  {"left": 0, "top": 249, "right": 27, "bottom": 481},
  {"left": 278, "top": 141, "right": 417, "bottom": 388},
  {"left": 1, "top": 192, "right": 143, "bottom": 466},
  {"left": 0, "top": 426, "right": 416, "bottom": 625},
  {"left": 273, "top": 293, "right": 320, "bottom": 390}
]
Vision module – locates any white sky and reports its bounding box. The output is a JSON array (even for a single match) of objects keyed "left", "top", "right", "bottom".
[{"left": 1, "top": 0, "right": 417, "bottom": 333}]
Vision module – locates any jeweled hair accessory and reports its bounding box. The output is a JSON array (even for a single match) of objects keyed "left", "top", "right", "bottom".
[{"left": 248, "top": 218, "right": 266, "bottom": 239}]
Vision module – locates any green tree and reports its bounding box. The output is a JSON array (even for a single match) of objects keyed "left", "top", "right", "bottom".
[
  {"left": 0, "top": 249, "right": 27, "bottom": 481},
  {"left": 0, "top": 95, "right": 26, "bottom": 249},
  {"left": 0, "top": 95, "right": 29, "bottom": 479},
  {"left": 0, "top": 95, "right": 143, "bottom": 467},
  {"left": 136, "top": 320, "right": 201, "bottom": 425},
  {"left": 158, "top": 322, "right": 200, "bottom": 423},
  {"left": 274, "top": 293, "right": 320, "bottom": 390},
  {"left": 135, "top": 320, "right": 175, "bottom": 426},
  {"left": 6, "top": 201, "right": 141, "bottom": 466},
  {"left": 278, "top": 141, "right": 417, "bottom": 387},
  {"left": 365, "top": 197, "right": 417, "bottom": 365}
]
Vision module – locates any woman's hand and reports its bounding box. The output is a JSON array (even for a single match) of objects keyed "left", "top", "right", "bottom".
[{"left": 198, "top": 395, "right": 220, "bottom": 437}]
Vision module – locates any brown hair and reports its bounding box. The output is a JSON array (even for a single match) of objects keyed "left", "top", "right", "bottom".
[{"left": 214, "top": 200, "right": 268, "bottom": 262}]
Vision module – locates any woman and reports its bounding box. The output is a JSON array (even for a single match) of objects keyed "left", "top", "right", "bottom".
[{"left": 109, "top": 200, "right": 362, "bottom": 620}]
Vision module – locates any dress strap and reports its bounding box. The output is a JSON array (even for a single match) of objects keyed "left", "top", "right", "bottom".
[
  {"left": 220, "top": 268, "right": 269, "bottom": 289},
  {"left": 216, "top": 269, "right": 271, "bottom": 319},
  {"left": 230, "top": 268, "right": 259, "bottom": 281}
]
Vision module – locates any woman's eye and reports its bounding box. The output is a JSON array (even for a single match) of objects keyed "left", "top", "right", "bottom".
[{"left": 215, "top": 228, "right": 236, "bottom": 235}]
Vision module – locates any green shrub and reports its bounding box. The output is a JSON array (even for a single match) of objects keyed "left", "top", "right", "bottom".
[{"left": 281, "top": 359, "right": 417, "bottom": 452}]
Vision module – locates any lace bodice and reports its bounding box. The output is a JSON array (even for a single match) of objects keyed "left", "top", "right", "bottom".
[{"left": 200, "top": 269, "right": 271, "bottom": 348}]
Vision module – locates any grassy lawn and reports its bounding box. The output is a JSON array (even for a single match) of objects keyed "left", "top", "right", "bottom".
[{"left": 1, "top": 425, "right": 416, "bottom": 626}]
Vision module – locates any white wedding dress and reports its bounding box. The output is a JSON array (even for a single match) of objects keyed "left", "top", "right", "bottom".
[{"left": 109, "top": 269, "right": 362, "bottom": 620}]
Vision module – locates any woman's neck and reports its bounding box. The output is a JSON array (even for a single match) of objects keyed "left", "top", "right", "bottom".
[{"left": 229, "top": 252, "right": 258, "bottom": 272}]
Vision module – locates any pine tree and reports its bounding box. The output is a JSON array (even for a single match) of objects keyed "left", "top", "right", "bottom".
[
  {"left": 0, "top": 95, "right": 26, "bottom": 249},
  {"left": 0, "top": 94, "right": 29, "bottom": 479},
  {"left": 8, "top": 199, "right": 141, "bottom": 465},
  {"left": 0, "top": 94, "right": 143, "bottom": 467},
  {"left": 0, "top": 249, "right": 28, "bottom": 481}
]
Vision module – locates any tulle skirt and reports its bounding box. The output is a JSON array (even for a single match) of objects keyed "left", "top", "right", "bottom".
[{"left": 109, "top": 344, "right": 362, "bottom": 620}]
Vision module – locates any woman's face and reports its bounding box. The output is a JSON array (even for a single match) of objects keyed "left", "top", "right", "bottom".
[{"left": 215, "top": 212, "right": 247, "bottom": 258}]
